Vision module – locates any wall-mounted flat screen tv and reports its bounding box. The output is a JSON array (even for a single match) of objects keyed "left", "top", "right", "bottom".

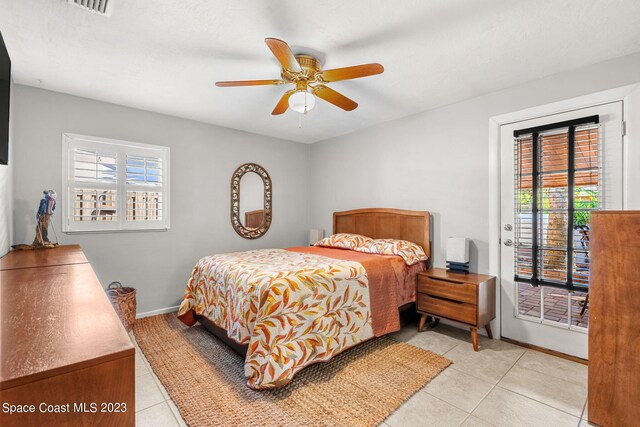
[{"left": 0, "top": 32, "right": 10, "bottom": 165}]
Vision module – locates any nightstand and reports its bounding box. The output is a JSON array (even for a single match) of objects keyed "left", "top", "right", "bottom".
[{"left": 417, "top": 268, "right": 496, "bottom": 351}]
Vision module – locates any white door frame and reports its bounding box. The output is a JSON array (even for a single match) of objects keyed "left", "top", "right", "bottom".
[{"left": 488, "top": 83, "right": 640, "bottom": 340}]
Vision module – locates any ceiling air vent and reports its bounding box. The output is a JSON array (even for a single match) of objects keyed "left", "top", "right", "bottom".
[{"left": 68, "top": 0, "right": 113, "bottom": 16}]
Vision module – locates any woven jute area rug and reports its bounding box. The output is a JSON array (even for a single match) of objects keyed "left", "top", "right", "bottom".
[{"left": 133, "top": 314, "right": 451, "bottom": 427}]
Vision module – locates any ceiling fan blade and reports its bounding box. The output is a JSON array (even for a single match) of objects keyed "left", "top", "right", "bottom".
[
  {"left": 215, "top": 79, "right": 284, "bottom": 87},
  {"left": 272, "top": 90, "right": 295, "bottom": 115},
  {"left": 312, "top": 85, "right": 358, "bottom": 111},
  {"left": 265, "top": 38, "right": 303, "bottom": 73},
  {"left": 319, "top": 63, "right": 384, "bottom": 82}
]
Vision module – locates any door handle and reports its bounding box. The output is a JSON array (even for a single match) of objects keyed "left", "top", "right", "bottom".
[{"left": 504, "top": 239, "right": 513, "bottom": 247}]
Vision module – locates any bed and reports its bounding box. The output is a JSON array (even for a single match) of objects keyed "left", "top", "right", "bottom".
[{"left": 178, "top": 208, "right": 431, "bottom": 389}]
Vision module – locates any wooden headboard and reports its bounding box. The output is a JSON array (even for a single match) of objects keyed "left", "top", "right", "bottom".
[{"left": 333, "top": 208, "right": 431, "bottom": 259}]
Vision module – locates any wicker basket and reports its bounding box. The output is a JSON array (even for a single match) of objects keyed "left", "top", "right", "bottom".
[{"left": 106, "top": 281, "right": 136, "bottom": 332}]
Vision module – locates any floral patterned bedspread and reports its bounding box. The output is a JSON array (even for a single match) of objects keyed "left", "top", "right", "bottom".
[{"left": 177, "top": 249, "right": 374, "bottom": 389}]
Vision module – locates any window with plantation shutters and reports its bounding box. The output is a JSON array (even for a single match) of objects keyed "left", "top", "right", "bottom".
[
  {"left": 513, "top": 116, "right": 599, "bottom": 292},
  {"left": 63, "top": 134, "right": 170, "bottom": 232}
]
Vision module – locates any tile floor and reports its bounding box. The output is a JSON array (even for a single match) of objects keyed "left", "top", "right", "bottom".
[{"left": 132, "top": 318, "right": 590, "bottom": 427}]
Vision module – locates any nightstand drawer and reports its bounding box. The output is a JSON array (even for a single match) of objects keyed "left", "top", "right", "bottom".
[
  {"left": 417, "top": 276, "right": 476, "bottom": 304},
  {"left": 417, "top": 293, "right": 477, "bottom": 325}
]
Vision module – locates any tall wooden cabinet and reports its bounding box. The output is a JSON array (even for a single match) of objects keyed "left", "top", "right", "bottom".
[
  {"left": 0, "top": 246, "right": 135, "bottom": 426},
  {"left": 589, "top": 211, "right": 640, "bottom": 427}
]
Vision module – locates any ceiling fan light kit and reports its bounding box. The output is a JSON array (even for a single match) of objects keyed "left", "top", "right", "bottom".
[
  {"left": 288, "top": 90, "right": 315, "bottom": 114},
  {"left": 215, "top": 38, "right": 384, "bottom": 116}
]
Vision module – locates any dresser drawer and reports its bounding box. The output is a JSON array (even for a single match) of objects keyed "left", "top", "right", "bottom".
[
  {"left": 417, "top": 293, "right": 477, "bottom": 325},
  {"left": 417, "top": 276, "right": 476, "bottom": 304}
]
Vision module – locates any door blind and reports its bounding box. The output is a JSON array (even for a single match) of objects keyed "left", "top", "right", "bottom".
[{"left": 513, "top": 116, "right": 600, "bottom": 292}]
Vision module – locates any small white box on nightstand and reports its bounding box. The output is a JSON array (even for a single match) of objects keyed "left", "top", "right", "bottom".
[{"left": 446, "top": 237, "right": 469, "bottom": 273}]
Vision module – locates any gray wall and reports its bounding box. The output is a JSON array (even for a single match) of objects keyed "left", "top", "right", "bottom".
[
  {"left": 11, "top": 85, "right": 310, "bottom": 313},
  {"left": 309, "top": 52, "right": 640, "bottom": 274}
]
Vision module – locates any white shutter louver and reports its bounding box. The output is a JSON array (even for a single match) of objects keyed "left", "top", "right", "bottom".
[
  {"left": 126, "top": 155, "right": 163, "bottom": 186},
  {"left": 74, "top": 148, "right": 117, "bottom": 183},
  {"left": 125, "top": 154, "right": 164, "bottom": 221},
  {"left": 72, "top": 148, "right": 118, "bottom": 222}
]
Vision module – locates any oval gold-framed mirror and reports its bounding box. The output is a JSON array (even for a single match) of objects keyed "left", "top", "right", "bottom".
[{"left": 231, "top": 163, "right": 272, "bottom": 239}]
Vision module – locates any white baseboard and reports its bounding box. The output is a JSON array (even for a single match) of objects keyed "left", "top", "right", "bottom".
[{"left": 136, "top": 305, "right": 180, "bottom": 319}]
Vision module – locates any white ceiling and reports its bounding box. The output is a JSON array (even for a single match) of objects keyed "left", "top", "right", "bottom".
[{"left": 1, "top": 0, "right": 640, "bottom": 143}]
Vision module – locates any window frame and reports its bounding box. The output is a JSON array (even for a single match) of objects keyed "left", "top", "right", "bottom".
[{"left": 62, "top": 133, "right": 170, "bottom": 233}]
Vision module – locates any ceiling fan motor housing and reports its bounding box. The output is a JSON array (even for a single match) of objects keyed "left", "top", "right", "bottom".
[{"left": 281, "top": 55, "right": 322, "bottom": 83}]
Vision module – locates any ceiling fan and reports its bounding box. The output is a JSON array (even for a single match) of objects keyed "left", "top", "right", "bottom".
[{"left": 215, "top": 38, "right": 384, "bottom": 115}]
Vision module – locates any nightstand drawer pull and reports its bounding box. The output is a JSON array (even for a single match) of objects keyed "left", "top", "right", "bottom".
[
  {"left": 427, "top": 294, "right": 466, "bottom": 305},
  {"left": 425, "top": 276, "right": 459, "bottom": 284},
  {"left": 417, "top": 294, "right": 477, "bottom": 325},
  {"left": 417, "top": 277, "right": 476, "bottom": 304}
]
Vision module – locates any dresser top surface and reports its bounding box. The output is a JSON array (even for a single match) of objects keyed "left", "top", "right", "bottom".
[
  {"left": 0, "top": 245, "right": 88, "bottom": 271},
  {"left": 0, "top": 250, "right": 133, "bottom": 390}
]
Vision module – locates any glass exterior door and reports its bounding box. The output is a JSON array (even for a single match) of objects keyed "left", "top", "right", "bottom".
[{"left": 500, "top": 101, "right": 623, "bottom": 358}]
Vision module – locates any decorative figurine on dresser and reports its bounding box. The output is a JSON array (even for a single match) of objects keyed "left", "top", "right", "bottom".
[
  {"left": 32, "top": 189, "right": 58, "bottom": 248},
  {"left": 417, "top": 267, "right": 496, "bottom": 351}
]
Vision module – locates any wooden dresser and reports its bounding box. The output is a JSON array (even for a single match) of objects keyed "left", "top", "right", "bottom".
[
  {"left": 589, "top": 211, "right": 640, "bottom": 427},
  {"left": 417, "top": 268, "right": 496, "bottom": 351},
  {"left": 0, "top": 245, "right": 135, "bottom": 426}
]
